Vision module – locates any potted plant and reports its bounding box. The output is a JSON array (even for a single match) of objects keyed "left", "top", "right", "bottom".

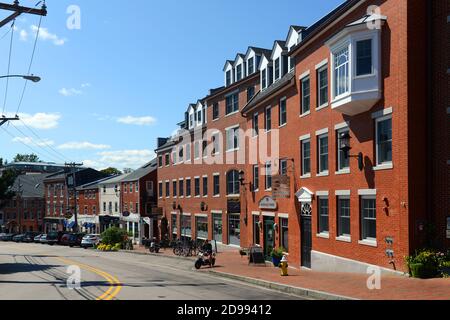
[{"left": 271, "top": 247, "right": 285, "bottom": 267}]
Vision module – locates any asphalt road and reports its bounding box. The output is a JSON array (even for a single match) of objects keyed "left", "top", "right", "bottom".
[{"left": 0, "top": 242, "right": 304, "bottom": 300}]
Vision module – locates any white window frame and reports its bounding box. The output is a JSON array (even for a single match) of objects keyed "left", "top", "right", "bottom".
[
  {"left": 265, "top": 106, "right": 272, "bottom": 132},
  {"left": 300, "top": 137, "right": 311, "bottom": 178},
  {"left": 336, "top": 127, "right": 350, "bottom": 173},
  {"left": 375, "top": 114, "right": 393, "bottom": 168},
  {"left": 252, "top": 112, "right": 259, "bottom": 137},
  {"left": 332, "top": 43, "right": 351, "bottom": 100},
  {"left": 225, "top": 125, "right": 240, "bottom": 152},
  {"left": 317, "top": 133, "right": 329, "bottom": 176},
  {"left": 360, "top": 195, "right": 377, "bottom": 244},
  {"left": 279, "top": 97, "right": 287, "bottom": 127},
  {"left": 252, "top": 165, "right": 259, "bottom": 192},
  {"left": 301, "top": 76, "right": 311, "bottom": 115},
  {"left": 317, "top": 64, "right": 329, "bottom": 109}
]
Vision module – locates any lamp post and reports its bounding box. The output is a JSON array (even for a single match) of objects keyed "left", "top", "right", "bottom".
[
  {"left": 0, "top": 74, "right": 41, "bottom": 126},
  {"left": 339, "top": 132, "right": 364, "bottom": 171},
  {"left": 238, "top": 170, "right": 251, "bottom": 226}
]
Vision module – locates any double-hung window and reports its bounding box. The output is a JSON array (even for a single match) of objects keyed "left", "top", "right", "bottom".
[
  {"left": 301, "top": 76, "right": 310, "bottom": 114},
  {"left": 172, "top": 181, "right": 177, "bottom": 198},
  {"left": 226, "top": 70, "right": 232, "bottom": 86},
  {"left": 338, "top": 197, "right": 351, "bottom": 237},
  {"left": 261, "top": 69, "right": 267, "bottom": 89},
  {"left": 317, "top": 66, "right": 329, "bottom": 107},
  {"left": 212, "top": 133, "right": 220, "bottom": 155},
  {"left": 186, "top": 179, "right": 191, "bottom": 197},
  {"left": 301, "top": 139, "right": 311, "bottom": 176},
  {"left": 265, "top": 161, "right": 272, "bottom": 190},
  {"left": 158, "top": 182, "right": 163, "bottom": 198},
  {"left": 247, "top": 86, "right": 255, "bottom": 102},
  {"left": 158, "top": 156, "right": 163, "bottom": 167},
  {"left": 252, "top": 113, "right": 259, "bottom": 137},
  {"left": 337, "top": 129, "right": 350, "bottom": 171},
  {"left": 213, "top": 103, "right": 219, "bottom": 120},
  {"left": 361, "top": 197, "right": 377, "bottom": 241},
  {"left": 334, "top": 46, "right": 349, "bottom": 97},
  {"left": 185, "top": 143, "right": 191, "bottom": 162},
  {"left": 194, "top": 178, "right": 200, "bottom": 197},
  {"left": 226, "top": 170, "right": 240, "bottom": 196},
  {"left": 226, "top": 126, "right": 239, "bottom": 151},
  {"left": 280, "top": 159, "right": 288, "bottom": 176},
  {"left": 248, "top": 57, "right": 254, "bottom": 74},
  {"left": 202, "top": 176, "right": 208, "bottom": 197},
  {"left": 356, "top": 39, "right": 373, "bottom": 76},
  {"left": 165, "top": 154, "right": 170, "bottom": 166},
  {"left": 236, "top": 64, "right": 242, "bottom": 81},
  {"left": 179, "top": 180, "right": 184, "bottom": 197},
  {"left": 252, "top": 165, "right": 259, "bottom": 191},
  {"left": 274, "top": 58, "right": 280, "bottom": 80},
  {"left": 165, "top": 181, "right": 170, "bottom": 198},
  {"left": 265, "top": 106, "right": 272, "bottom": 132},
  {"left": 317, "top": 134, "right": 329, "bottom": 174},
  {"left": 226, "top": 92, "right": 239, "bottom": 115},
  {"left": 279, "top": 98, "right": 287, "bottom": 126},
  {"left": 318, "top": 197, "right": 329, "bottom": 234},
  {"left": 213, "top": 175, "right": 220, "bottom": 196},
  {"left": 194, "top": 141, "right": 200, "bottom": 159},
  {"left": 376, "top": 116, "right": 392, "bottom": 166}
]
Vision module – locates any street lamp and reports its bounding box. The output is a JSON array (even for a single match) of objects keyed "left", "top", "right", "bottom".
[
  {"left": 238, "top": 170, "right": 251, "bottom": 226},
  {"left": 339, "top": 132, "right": 364, "bottom": 171},
  {"left": 0, "top": 74, "right": 41, "bottom": 82}
]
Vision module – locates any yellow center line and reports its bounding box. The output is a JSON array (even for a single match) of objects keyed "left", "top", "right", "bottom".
[{"left": 56, "top": 257, "right": 122, "bottom": 301}]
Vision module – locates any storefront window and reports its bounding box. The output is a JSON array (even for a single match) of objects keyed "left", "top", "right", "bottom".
[
  {"left": 181, "top": 215, "right": 192, "bottom": 238},
  {"left": 134, "top": 222, "right": 139, "bottom": 239},
  {"left": 196, "top": 216, "right": 208, "bottom": 240},
  {"left": 213, "top": 214, "right": 223, "bottom": 243},
  {"left": 171, "top": 214, "right": 177, "bottom": 238},
  {"left": 228, "top": 214, "right": 240, "bottom": 246}
]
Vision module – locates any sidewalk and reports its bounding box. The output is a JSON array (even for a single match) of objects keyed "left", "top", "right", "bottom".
[{"left": 130, "top": 246, "right": 450, "bottom": 300}]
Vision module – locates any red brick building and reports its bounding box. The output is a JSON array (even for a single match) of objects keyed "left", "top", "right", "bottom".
[
  {"left": 156, "top": 0, "right": 449, "bottom": 274},
  {"left": 1, "top": 174, "right": 47, "bottom": 233}
]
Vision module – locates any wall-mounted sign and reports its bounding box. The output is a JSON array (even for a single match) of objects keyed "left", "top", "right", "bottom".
[
  {"left": 259, "top": 196, "right": 277, "bottom": 210},
  {"left": 122, "top": 211, "right": 130, "bottom": 217},
  {"left": 272, "top": 175, "right": 291, "bottom": 199}
]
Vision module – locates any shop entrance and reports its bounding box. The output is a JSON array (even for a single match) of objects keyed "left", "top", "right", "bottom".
[{"left": 263, "top": 216, "right": 275, "bottom": 260}]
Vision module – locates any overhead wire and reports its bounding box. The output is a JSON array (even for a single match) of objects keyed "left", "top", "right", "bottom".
[{"left": 2, "top": 19, "right": 16, "bottom": 116}]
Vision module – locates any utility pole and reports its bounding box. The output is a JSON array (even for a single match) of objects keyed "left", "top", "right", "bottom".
[
  {"left": 16, "top": 177, "right": 23, "bottom": 233},
  {"left": 0, "top": 1, "right": 47, "bottom": 29},
  {"left": 0, "top": 115, "right": 19, "bottom": 126},
  {"left": 65, "top": 162, "right": 83, "bottom": 233}
]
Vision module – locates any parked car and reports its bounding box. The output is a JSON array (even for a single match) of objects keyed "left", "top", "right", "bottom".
[
  {"left": 39, "top": 234, "right": 48, "bottom": 244},
  {"left": 68, "top": 233, "right": 85, "bottom": 248},
  {"left": 47, "top": 231, "right": 64, "bottom": 246},
  {"left": 23, "top": 232, "right": 40, "bottom": 243},
  {"left": 60, "top": 233, "right": 72, "bottom": 246},
  {"left": 34, "top": 234, "right": 44, "bottom": 243},
  {"left": 1, "top": 234, "right": 16, "bottom": 241},
  {"left": 0, "top": 233, "right": 6, "bottom": 238},
  {"left": 81, "top": 234, "right": 101, "bottom": 249},
  {"left": 13, "top": 234, "right": 26, "bottom": 242}
]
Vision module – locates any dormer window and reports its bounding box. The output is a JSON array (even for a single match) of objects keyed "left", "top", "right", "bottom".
[
  {"left": 226, "top": 70, "right": 232, "bottom": 86},
  {"left": 189, "top": 114, "right": 194, "bottom": 128},
  {"left": 274, "top": 58, "right": 280, "bottom": 81},
  {"left": 236, "top": 64, "right": 242, "bottom": 81},
  {"left": 248, "top": 57, "right": 254, "bottom": 75},
  {"left": 197, "top": 110, "right": 202, "bottom": 125},
  {"left": 261, "top": 69, "right": 267, "bottom": 90}
]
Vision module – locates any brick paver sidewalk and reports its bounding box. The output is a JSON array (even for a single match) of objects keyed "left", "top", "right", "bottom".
[{"left": 132, "top": 246, "right": 450, "bottom": 300}]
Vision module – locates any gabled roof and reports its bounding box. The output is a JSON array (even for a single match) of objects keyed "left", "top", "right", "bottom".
[
  {"left": 270, "top": 40, "right": 287, "bottom": 60},
  {"left": 11, "top": 174, "right": 49, "bottom": 198},
  {"left": 77, "top": 176, "right": 117, "bottom": 191},
  {"left": 232, "top": 53, "right": 245, "bottom": 67},
  {"left": 121, "top": 159, "right": 157, "bottom": 182},
  {"left": 257, "top": 51, "right": 273, "bottom": 70},
  {"left": 244, "top": 46, "right": 272, "bottom": 60},
  {"left": 286, "top": 25, "right": 307, "bottom": 44},
  {"left": 100, "top": 174, "right": 130, "bottom": 185},
  {"left": 223, "top": 60, "right": 234, "bottom": 71}
]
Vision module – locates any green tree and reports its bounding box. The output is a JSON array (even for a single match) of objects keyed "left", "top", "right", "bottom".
[
  {"left": 0, "top": 169, "right": 18, "bottom": 209},
  {"left": 101, "top": 167, "right": 122, "bottom": 176},
  {"left": 13, "top": 153, "right": 40, "bottom": 163}
]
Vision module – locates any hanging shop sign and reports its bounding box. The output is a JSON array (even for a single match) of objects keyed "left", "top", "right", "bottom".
[
  {"left": 259, "top": 196, "right": 278, "bottom": 210},
  {"left": 272, "top": 175, "right": 291, "bottom": 199}
]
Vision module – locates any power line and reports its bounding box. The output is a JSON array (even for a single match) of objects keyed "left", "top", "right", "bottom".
[
  {"left": 2, "top": 19, "right": 15, "bottom": 115},
  {"left": 16, "top": 14, "right": 43, "bottom": 115},
  {"left": 18, "top": 118, "right": 72, "bottom": 163},
  {"left": 0, "top": 22, "right": 12, "bottom": 41},
  {"left": 8, "top": 122, "right": 68, "bottom": 164}
]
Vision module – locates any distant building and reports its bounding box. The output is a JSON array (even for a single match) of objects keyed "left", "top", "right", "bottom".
[{"left": 1, "top": 162, "right": 67, "bottom": 175}]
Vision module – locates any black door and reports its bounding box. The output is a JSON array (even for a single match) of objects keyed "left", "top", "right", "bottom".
[
  {"left": 301, "top": 216, "right": 312, "bottom": 268},
  {"left": 263, "top": 217, "right": 275, "bottom": 260}
]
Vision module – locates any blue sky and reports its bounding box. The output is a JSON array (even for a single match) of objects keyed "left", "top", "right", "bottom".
[{"left": 0, "top": 0, "right": 343, "bottom": 170}]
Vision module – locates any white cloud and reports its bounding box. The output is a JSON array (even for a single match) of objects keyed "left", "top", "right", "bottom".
[
  {"left": 84, "top": 149, "right": 155, "bottom": 170},
  {"left": 59, "top": 88, "right": 83, "bottom": 97},
  {"left": 117, "top": 116, "right": 157, "bottom": 126},
  {"left": 19, "top": 29, "right": 28, "bottom": 41},
  {"left": 12, "top": 136, "right": 54, "bottom": 147},
  {"left": 81, "top": 83, "right": 91, "bottom": 88},
  {"left": 16, "top": 112, "right": 61, "bottom": 130},
  {"left": 31, "top": 25, "right": 67, "bottom": 46},
  {"left": 57, "top": 142, "right": 111, "bottom": 150}
]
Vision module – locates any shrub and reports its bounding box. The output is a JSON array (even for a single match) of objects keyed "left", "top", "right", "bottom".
[
  {"left": 101, "top": 227, "right": 129, "bottom": 246},
  {"left": 405, "top": 249, "right": 449, "bottom": 279},
  {"left": 271, "top": 247, "right": 286, "bottom": 260}
]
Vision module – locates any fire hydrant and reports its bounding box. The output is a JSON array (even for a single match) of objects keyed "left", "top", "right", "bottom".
[{"left": 279, "top": 255, "right": 289, "bottom": 276}]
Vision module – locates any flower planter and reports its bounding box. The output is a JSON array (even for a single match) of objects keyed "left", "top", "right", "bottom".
[{"left": 272, "top": 257, "right": 281, "bottom": 267}]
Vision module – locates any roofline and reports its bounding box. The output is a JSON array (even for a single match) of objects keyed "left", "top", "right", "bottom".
[
  {"left": 204, "top": 72, "right": 260, "bottom": 102},
  {"left": 290, "top": 0, "right": 365, "bottom": 58}
]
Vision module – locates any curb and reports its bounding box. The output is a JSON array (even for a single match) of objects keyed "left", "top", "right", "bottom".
[
  {"left": 207, "top": 270, "right": 357, "bottom": 300},
  {"left": 121, "top": 249, "right": 196, "bottom": 262}
]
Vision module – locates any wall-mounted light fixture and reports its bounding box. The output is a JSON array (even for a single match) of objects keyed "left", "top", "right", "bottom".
[{"left": 339, "top": 132, "right": 364, "bottom": 171}]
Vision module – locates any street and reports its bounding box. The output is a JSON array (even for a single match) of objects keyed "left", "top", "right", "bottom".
[{"left": 0, "top": 242, "right": 303, "bottom": 300}]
